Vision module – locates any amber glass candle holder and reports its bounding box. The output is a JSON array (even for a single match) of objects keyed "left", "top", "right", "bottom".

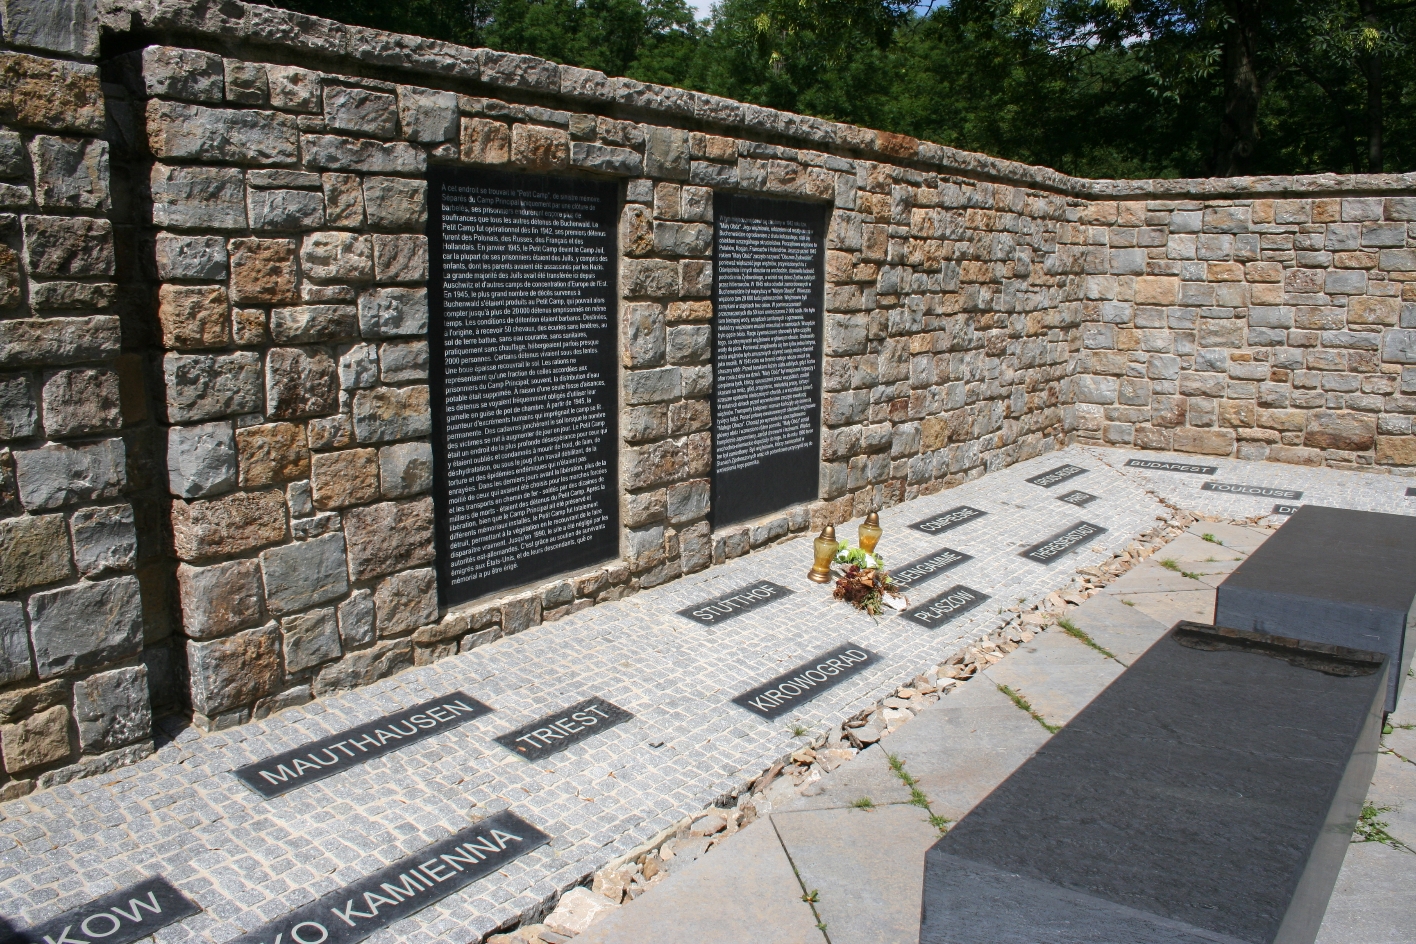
[
  {"left": 809, "top": 524, "right": 837, "bottom": 583},
  {"left": 858, "top": 512, "right": 882, "bottom": 554}
]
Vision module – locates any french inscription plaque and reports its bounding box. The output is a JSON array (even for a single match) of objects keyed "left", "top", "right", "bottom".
[
  {"left": 1020, "top": 521, "right": 1109, "bottom": 565},
  {"left": 493, "top": 697, "right": 632, "bottom": 761},
  {"left": 428, "top": 168, "right": 618, "bottom": 606},
  {"left": 1057, "top": 490, "right": 1097, "bottom": 508},
  {"left": 1125, "top": 458, "right": 1217, "bottom": 475},
  {"left": 890, "top": 548, "right": 972, "bottom": 591},
  {"left": 1026, "top": 464, "right": 1087, "bottom": 488},
  {"left": 905, "top": 585, "right": 990, "bottom": 628},
  {"left": 678, "top": 580, "right": 794, "bottom": 626},
  {"left": 6, "top": 877, "right": 199, "bottom": 944},
  {"left": 1201, "top": 482, "right": 1303, "bottom": 500},
  {"left": 908, "top": 505, "right": 987, "bottom": 535},
  {"left": 712, "top": 194, "right": 826, "bottom": 527},
  {"left": 228, "top": 812, "right": 549, "bottom": 944},
  {"left": 1272, "top": 503, "right": 1301, "bottom": 516},
  {"left": 733, "top": 643, "right": 878, "bottom": 720}
]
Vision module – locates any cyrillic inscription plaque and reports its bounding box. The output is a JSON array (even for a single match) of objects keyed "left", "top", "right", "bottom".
[
  {"left": 428, "top": 169, "right": 618, "bottom": 606},
  {"left": 7, "top": 877, "right": 199, "bottom": 944},
  {"left": 733, "top": 643, "right": 878, "bottom": 720},
  {"left": 712, "top": 195, "right": 826, "bottom": 527}
]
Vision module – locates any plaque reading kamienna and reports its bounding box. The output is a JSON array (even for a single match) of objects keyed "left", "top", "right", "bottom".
[
  {"left": 712, "top": 194, "right": 826, "bottom": 527},
  {"left": 428, "top": 169, "right": 618, "bottom": 606}
]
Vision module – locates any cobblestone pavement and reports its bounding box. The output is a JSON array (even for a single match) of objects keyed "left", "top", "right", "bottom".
[{"left": 1, "top": 446, "right": 1412, "bottom": 943}]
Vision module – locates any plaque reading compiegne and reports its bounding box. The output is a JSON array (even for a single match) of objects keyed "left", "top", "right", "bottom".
[
  {"left": 429, "top": 169, "right": 618, "bottom": 606},
  {"left": 712, "top": 195, "right": 826, "bottom": 527}
]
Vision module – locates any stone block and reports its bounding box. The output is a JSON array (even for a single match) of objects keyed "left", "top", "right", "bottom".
[
  {"left": 150, "top": 164, "right": 246, "bottom": 230},
  {"left": 1172, "top": 426, "right": 1235, "bottom": 456},
  {"left": 268, "top": 66, "right": 321, "bottom": 112},
  {"left": 373, "top": 234, "right": 427, "bottom": 283},
  {"left": 29, "top": 135, "right": 107, "bottom": 211},
  {"left": 0, "top": 704, "right": 70, "bottom": 773},
  {"left": 22, "top": 215, "right": 112, "bottom": 277},
  {"left": 266, "top": 347, "right": 338, "bottom": 419},
  {"left": 224, "top": 59, "right": 269, "bottom": 104},
  {"left": 0, "top": 52, "right": 103, "bottom": 134},
  {"left": 511, "top": 124, "right": 569, "bottom": 171},
  {"left": 358, "top": 287, "right": 428, "bottom": 338},
  {"left": 0, "top": 513, "right": 71, "bottom": 595},
  {"left": 301, "top": 134, "right": 426, "bottom": 174},
  {"left": 158, "top": 284, "right": 231, "bottom": 350},
  {"left": 1, "top": 0, "right": 97, "bottom": 56},
  {"left": 229, "top": 237, "right": 297, "bottom": 304},
  {"left": 378, "top": 340, "right": 427, "bottom": 382},
  {"left": 301, "top": 230, "right": 373, "bottom": 282},
  {"left": 178, "top": 559, "right": 265, "bottom": 640},
  {"left": 339, "top": 342, "right": 379, "bottom": 390},
  {"left": 164, "top": 351, "right": 262, "bottom": 422},
  {"left": 69, "top": 504, "right": 135, "bottom": 578},
  {"left": 171, "top": 489, "right": 287, "bottom": 562},
  {"left": 1071, "top": 375, "right": 1117, "bottom": 405},
  {"left": 145, "top": 100, "right": 299, "bottom": 165},
  {"left": 139, "top": 46, "right": 223, "bottom": 102},
  {"left": 571, "top": 142, "right": 641, "bottom": 176},
  {"left": 311, "top": 448, "right": 378, "bottom": 509},
  {"left": 270, "top": 304, "right": 357, "bottom": 344},
  {"left": 187, "top": 622, "right": 282, "bottom": 716},
  {"left": 379, "top": 441, "right": 432, "bottom": 498},
  {"left": 308, "top": 414, "right": 354, "bottom": 451},
  {"left": 14, "top": 438, "right": 123, "bottom": 511},
  {"left": 0, "top": 245, "right": 17, "bottom": 309},
  {"left": 460, "top": 117, "right": 510, "bottom": 164},
  {"left": 398, "top": 86, "right": 458, "bottom": 143},
  {"left": 1376, "top": 436, "right": 1416, "bottom": 466},
  {"left": 351, "top": 385, "right": 430, "bottom": 442},
  {"left": 646, "top": 127, "right": 690, "bottom": 180},
  {"left": 0, "top": 130, "right": 21, "bottom": 178},
  {"left": 1382, "top": 329, "right": 1416, "bottom": 365},
  {"left": 0, "top": 373, "right": 36, "bottom": 439},
  {"left": 324, "top": 85, "right": 397, "bottom": 138},
  {"left": 344, "top": 498, "right": 434, "bottom": 581},
  {"left": 155, "top": 234, "right": 228, "bottom": 280},
  {"left": 363, "top": 177, "right": 426, "bottom": 230},
  {"left": 338, "top": 588, "right": 376, "bottom": 648},
  {"left": 1133, "top": 276, "right": 1177, "bottom": 305},
  {"left": 1304, "top": 409, "right": 1376, "bottom": 451},
  {"left": 667, "top": 479, "right": 709, "bottom": 524},
  {"left": 73, "top": 665, "right": 149, "bottom": 753},
  {"left": 311, "top": 637, "right": 411, "bottom": 696},
  {"left": 247, "top": 187, "right": 325, "bottom": 231},
  {"left": 374, "top": 567, "right": 438, "bottom": 636},
  {"left": 501, "top": 593, "right": 541, "bottom": 636},
  {"left": 0, "top": 600, "right": 30, "bottom": 685},
  {"left": 167, "top": 421, "right": 236, "bottom": 499},
  {"left": 41, "top": 368, "right": 120, "bottom": 440},
  {"left": 1349, "top": 296, "right": 1400, "bottom": 326},
  {"left": 260, "top": 532, "right": 349, "bottom": 616},
  {"left": 236, "top": 421, "right": 310, "bottom": 487},
  {"left": 28, "top": 575, "right": 142, "bottom": 677},
  {"left": 280, "top": 607, "right": 342, "bottom": 672},
  {"left": 322, "top": 172, "right": 365, "bottom": 227}
]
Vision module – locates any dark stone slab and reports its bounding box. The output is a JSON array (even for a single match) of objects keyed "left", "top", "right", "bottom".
[
  {"left": 493, "top": 697, "right": 631, "bottom": 761},
  {"left": 904, "top": 585, "right": 990, "bottom": 629},
  {"left": 1201, "top": 482, "right": 1303, "bottom": 500},
  {"left": 908, "top": 505, "right": 986, "bottom": 535},
  {"left": 1019, "top": 521, "right": 1108, "bottom": 565},
  {"left": 1273, "top": 503, "right": 1301, "bottom": 516},
  {"left": 921, "top": 622, "right": 1387, "bottom": 944},
  {"left": 1057, "top": 490, "right": 1097, "bottom": 508},
  {"left": 228, "top": 811, "right": 549, "bottom": 944},
  {"left": 1026, "top": 464, "right": 1088, "bottom": 488},
  {"left": 677, "top": 580, "right": 793, "bottom": 626},
  {"left": 1126, "top": 458, "right": 1217, "bottom": 475},
  {"left": 733, "top": 643, "right": 877, "bottom": 720},
  {"left": 1408, "top": 487, "right": 1415, "bottom": 497},
  {"left": 3, "top": 877, "right": 199, "bottom": 944},
  {"left": 1215, "top": 504, "right": 1416, "bottom": 712},
  {"left": 889, "top": 548, "right": 972, "bottom": 592}
]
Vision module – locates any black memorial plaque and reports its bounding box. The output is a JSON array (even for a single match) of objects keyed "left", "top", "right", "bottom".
[
  {"left": 1026, "top": 464, "right": 1088, "bottom": 488},
  {"left": 733, "top": 643, "right": 878, "bottom": 720},
  {"left": 4, "top": 877, "right": 199, "bottom": 944},
  {"left": 712, "top": 194, "right": 826, "bottom": 527},
  {"left": 235, "top": 693, "right": 493, "bottom": 798},
  {"left": 1202, "top": 482, "right": 1303, "bottom": 501},
  {"left": 493, "top": 697, "right": 632, "bottom": 761},
  {"left": 908, "top": 505, "right": 987, "bottom": 535},
  {"left": 1272, "top": 503, "right": 1301, "bottom": 516},
  {"left": 1407, "top": 487, "right": 1415, "bottom": 497},
  {"left": 1020, "top": 521, "right": 1109, "bottom": 565},
  {"left": 890, "top": 548, "right": 973, "bottom": 592},
  {"left": 677, "top": 580, "right": 794, "bottom": 626},
  {"left": 1057, "top": 490, "right": 1097, "bottom": 508},
  {"left": 228, "top": 812, "right": 549, "bottom": 944},
  {"left": 428, "top": 168, "right": 618, "bottom": 607},
  {"left": 1125, "top": 458, "right": 1217, "bottom": 475},
  {"left": 905, "top": 585, "right": 990, "bottom": 629}
]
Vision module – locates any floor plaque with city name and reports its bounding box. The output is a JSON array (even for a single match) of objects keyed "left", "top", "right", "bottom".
[
  {"left": 1201, "top": 482, "right": 1303, "bottom": 500},
  {"left": 235, "top": 693, "right": 493, "bottom": 798},
  {"left": 1057, "top": 490, "right": 1097, "bottom": 508},
  {"left": 889, "top": 548, "right": 973, "bottom": 592},
  {"left": 1026, "top": 464, "right": 1088, "bottom": 488},
  {"left": 1020, "top": 521, "right": 1109, "bottom": 565},
  {"left": 905, "top": 584, "right": 990, "bottom": 628},
  {"left": 493, "top": 697, "right": 632, "bottom": 762},
  {"left": 227, "top": 812, "right": 549, "bottom": 944},
  {"left": 1125, "top": 458, "right": 1217, "bottom": 475},
  {"left": 1406, "top": 487, "right": 1414, "bottom": 497},
  {"left": 733, "top": 643, "right": 879, "bottom": 720},
  {"left": 678, "top": 580, "right": 794, "bottom": 626},
  {"left": 908, "top": 505, "right": 987, "bottom": 535},
  {"left": 1272, "top": 503, "right": 1301, "bottom": 515},
  {"left": 7, "top": 876, "right": 199, "bottom": 944}
]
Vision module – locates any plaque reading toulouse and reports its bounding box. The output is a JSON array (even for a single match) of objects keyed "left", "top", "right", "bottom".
[
  {"left": 712, "top": 194, "right": 826, "bottom": 527},
  {"left": 909, "top": 505, "right": 987, "bottom": 535},
  {"left": 678, "top": 580, "right": 794, "bottom": 626},
  {"left": 1201, "top": 482, "right": 1303, "bottom": 501},
  {"left": 1021, "top": 521, "right": 1109, "bottom": 565},
  {"left": 228, "top": 812, "right": 549, "bottom": 944},
  {"left": 1057, "top": 490, "right": 1097, "bottom": 508},
  {"left": 1026, "top": 464, "right": 1087, "bottom": 488},
  {"left": 733, "top": 643, "right": 878, "bottom": 720},
  {"left": 890, "top": 548, "right": 972, "bottom": 591},
  {"left": 905, "top": 584, "right": 990, "bottom": 628},
  {"left": 428, "top": 168, "right": 618, "bottom": 607},
  {"left": 6, "top": 877, "right": 199, "bottom": 944},
  {"left": 1272, "top": 503, "right": 1301, "bottom": 515},
  {"left": 494, "top": 697, "right": 632, "bottom": 762},
  {"left": 1125, "top": 458, "right": 1217, "bottom": 475},
  {"left": 234, "top": 693, "right": 492, "bottom": 798}
]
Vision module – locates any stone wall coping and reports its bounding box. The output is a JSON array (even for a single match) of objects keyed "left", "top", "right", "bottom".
[{"left": 97, "top": 0, "right": 1416, "bottom": 201}]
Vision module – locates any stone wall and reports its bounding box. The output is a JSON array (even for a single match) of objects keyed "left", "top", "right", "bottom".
[{"left": 0, "top": 0, "right": 1411, "bottom": 796}]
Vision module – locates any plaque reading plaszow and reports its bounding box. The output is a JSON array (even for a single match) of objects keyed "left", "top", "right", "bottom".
[
  {"left": 493, "top": 697, "right": 632, "bottom": 762},
  {"left": 889, "top": 548, "right": 972, "bottom": 591},
  {"left": 1125, "top": 458, "right": 1217, "bottom": 475},
  {"left": 678, "top": 580, "right": 794, "bottom": 625},
  {"left": 909, "top": 505, "right": 987, "bottom": 535},
  {"left": 1026, "top": 464, "right": 1088, "bottom": 488},
  {"left": 7, "top": 877, "right": 199, "bottom": 944},
  {"left": 712, "top": 195, "right": 826, "bottom": 527},
  {"left": 428, "top": 168, "right": 618, "bottom": 606},
  {"left": 1057, "top": 490, "right": 1097, "bottom": 508},
  {"left": 733, "top": 644, "right": 878, "bottom": 720},
  {"left": 1021, "top": 521, "right": 1109, "bottom": 565},
  {"left": 227, "top": 812, "right": 549, "bottom": 944},
  {"left": 1201, "top": 482, "right": 1303, "bottom": 501},
  {"left": 905, "top": 584, "right": 990, "bottom": 628},
  {"left": 234, "top": 693, "right": 492, "bottom": 798},
  {"left": 1273, "top": 503, "right": 1301, "bottom": 516}
]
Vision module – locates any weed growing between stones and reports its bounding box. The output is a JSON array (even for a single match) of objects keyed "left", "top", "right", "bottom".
[
  {"left": 1159, "top": 557, "right": 1181, "bottom": 571},
  {"left": 1056, "top": 617, "right": 1117, "bottom": 660},
  {"left": 1202, "top": 533, "right": 1221, "bottom": 544},
  {"left": 852, "top": 796, "right": 875, "bottom": 809},
  {"left": 999, "top": 684, "right": 1059, "bottom": 734},
  {"left": 1353, "top": 802, "right": 1413, "bottom": 852}
]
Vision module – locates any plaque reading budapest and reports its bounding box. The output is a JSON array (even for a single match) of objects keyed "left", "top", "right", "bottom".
[
  {"left": 889, "top": 548, "right": 972, "bottom": 591},
  {"left": 428, "top": 169, "right": 618, "bottom": 606},
  {"left": 1201, "top": 482, "right": 1303, "bottom": 500},
  {"left": 1026, "top": 464, "right": 1087, "bottom": 488},
  {"left": 8, "top": 877, "right": 199, "bottom": 944},
  {"left": 733, "top": 643, "right": 878, "bottom": 720},
  {"left": 909, "top": 505, "right": 987, "bottom": 535},
  {"left": 1125, "top": 458, "right": 1217, "bottom": 475},
  {"left": 494, "top": 697, "right": 632, "bottom": 762},
  {"left": 678, "top": 580, "right": 794, "bottom": 625},
  {"left": 712, "top": 195, "right": 826, "bottom": 526},
  {"left": 905, "top": 584, "right": 990, "bottom": 628},
  {"left": 1021, "top": 521, "right": 1109, "bottom": 565},
  {"left": 1057, "top": 490, "right": 1097, "bottom": 508}
]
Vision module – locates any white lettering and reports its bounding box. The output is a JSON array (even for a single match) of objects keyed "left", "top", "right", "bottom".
[
  {"left": 80, "top": 914, "right": 120, "bottom": 939},
  {"left": 43, "top": 926, "right": 87, "bottom": 944},
  {"left": 111, "top": 891, "right": 162, "bottom": 923},
  {"left": 331, "top": 900, "right": 374, "bottom": 926},
  {"left": 290, "top": 921, "right": 328, "bottom": 944}
]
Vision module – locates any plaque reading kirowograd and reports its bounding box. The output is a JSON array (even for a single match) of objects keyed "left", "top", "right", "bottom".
[
  {"left": 712, "top": 194, "right": 826, "bottom": 526},
  {"left": 428, "top": 169, "right": 618, "bottom": 606}
]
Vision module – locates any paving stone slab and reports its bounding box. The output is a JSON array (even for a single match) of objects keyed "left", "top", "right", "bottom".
[
  {"left": 1067, "top": 592, "right": 1169, "bottom": 666},
  {"left": 984, "top": 630, "right": 1124, "bottom": 728},
  {"left": 1314, "top": 841, "right": 1416, "bottom": 944}
]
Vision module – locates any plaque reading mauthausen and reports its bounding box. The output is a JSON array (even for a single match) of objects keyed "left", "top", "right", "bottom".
[
  {"left": 712, "top": 194, "right": 826, "bottom": 527},
  {"left": 428, "top": 169, "right": 618, "bottom": 606}
]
